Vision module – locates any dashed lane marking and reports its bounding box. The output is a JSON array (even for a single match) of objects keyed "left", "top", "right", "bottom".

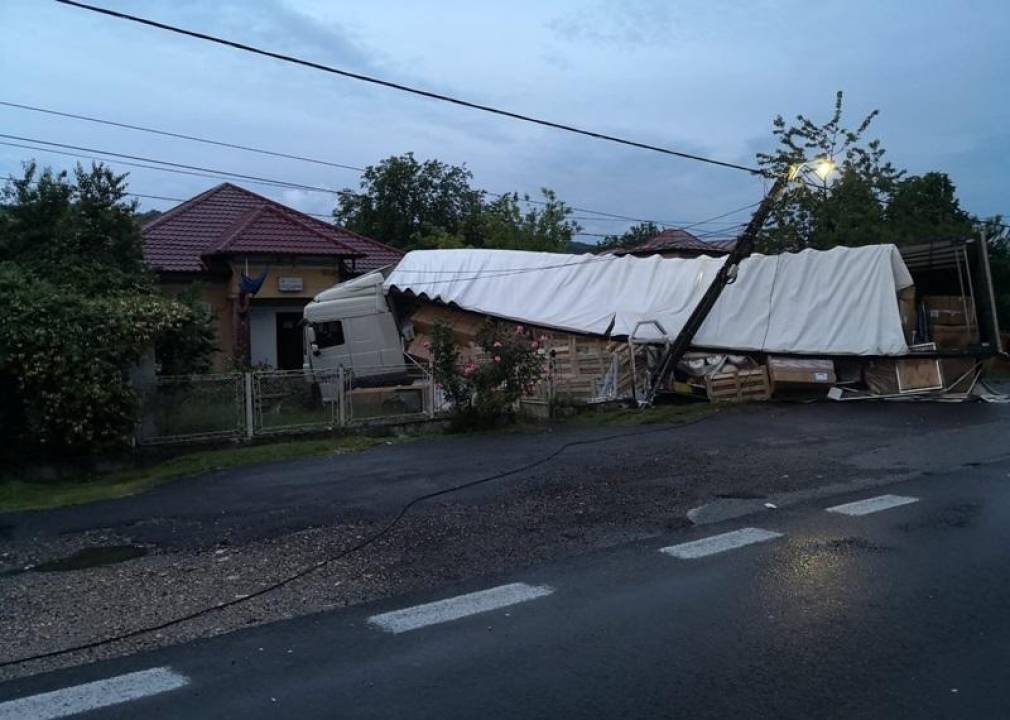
[
  {"left": 368, "top": 582, "right": 554, "bottom": 634},
  {"left": 0, "top": 667, "right": 189, "bottom": 720},
  {"left": 826, "top": 494, "right": 919, "bottom": 516},
  {"left": 659, "top": 527, "right": 783, "bottom": 559}
]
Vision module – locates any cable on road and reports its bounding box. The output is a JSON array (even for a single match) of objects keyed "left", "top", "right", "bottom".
[{"left": 0, "top": 412, "right": 715, "bottom": 669}]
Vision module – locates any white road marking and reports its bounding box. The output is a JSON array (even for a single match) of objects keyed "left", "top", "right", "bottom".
[
  {"left": 368, "top": 582, "right": 553, "bottom": 634},
  {"left": 0, "top": 667, "right": 189, "bottom": 720},
  {"left": 826, "top": 494, "right": 919, "bottom": 516},
  {"left": 659, "top": 527, "right": 783, "bottom": 559}
]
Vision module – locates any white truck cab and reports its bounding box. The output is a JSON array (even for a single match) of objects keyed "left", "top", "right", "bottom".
[{"left": 302, "top": 270, "right": 408, "bottom": 383}]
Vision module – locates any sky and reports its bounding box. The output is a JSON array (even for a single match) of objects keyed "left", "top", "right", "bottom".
[{"left": 1, "top": 0, "right": 1008, "bottom": 242}]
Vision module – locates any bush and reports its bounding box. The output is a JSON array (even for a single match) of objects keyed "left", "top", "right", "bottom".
[
  {"left": 0, "top": 263, "right": 189, "bottom": 453},
  {"left": 430, "top": 318, "right": 545, "bottom": 428},
  {"left": 0, "top": 162, "right": 209, "bottom": 455}
]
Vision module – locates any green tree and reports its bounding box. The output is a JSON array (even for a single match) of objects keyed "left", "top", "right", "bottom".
[
  {"left": 595, "top": 221, "right": 660, "bottom": 252},
  {"left": 335, "top": 153, "right": 484, "bottom": 249},
  {"left": 479, "top": 189, "right": 581, "bottom": 252},
  {"left": 335, "top": 154, "right": 581, "bottom": 252},
  {"left": 755, "top": 91, "right": 902, "bottom": 252},
  {"left": 0, "top": 162, "right": 207, "bottom": 454},
  {"left": 885, "top": 172, "right": 975, "bottom": 243}
]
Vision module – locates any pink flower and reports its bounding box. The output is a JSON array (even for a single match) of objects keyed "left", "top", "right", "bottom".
[
  {"left": 530, "top": 341, "right": 539, "bottom": 349},
  {"left": 539, "top": 335, "right": 548, "bottom": 343},
  {"left": 515, "top": 325, "right": 525, "bottom": 334},
  {"left": 494, "top": 355, "right": 501, "bottom": 363},
  {"left": 493, "top": 341, "right": 502, "bottom": 348}
]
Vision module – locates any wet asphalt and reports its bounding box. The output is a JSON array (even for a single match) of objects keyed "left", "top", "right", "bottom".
[{"left": 3, "top": 455, "right": 1009, "bottom": 719}]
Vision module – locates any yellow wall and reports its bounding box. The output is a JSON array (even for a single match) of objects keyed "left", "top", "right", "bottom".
[
  {"left": 159, "top": 262, "right": 343, "bottom": 371},
  {"left": 159, "top": 279, "right": 235, "bottom": 371},
  {"left": 226, "top": 263, "right": 341, "bottom": 300}
]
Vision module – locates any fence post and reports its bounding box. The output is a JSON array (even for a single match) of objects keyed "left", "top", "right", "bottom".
[
  {"left": 337, "top": 366, "right": 347, "bottom": 427},
  {"left": 244, "top": 372, "right": 254, "bottom": 440},
  {"left": 427, "top": 360, "right": 435, "bottom": 418}
]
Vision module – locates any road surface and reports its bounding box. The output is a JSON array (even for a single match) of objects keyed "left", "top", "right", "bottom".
[{"left": 3, "top": 455, "right": 1009, "bottom": 719}]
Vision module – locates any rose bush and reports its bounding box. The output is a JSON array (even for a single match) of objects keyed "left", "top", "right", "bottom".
[{"left": 429, "top": 318, "right": 545, "bottom": 428}]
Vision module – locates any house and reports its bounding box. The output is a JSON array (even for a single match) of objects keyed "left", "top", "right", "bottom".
[
  {"left": 607, "top": 228, "right": 735, "bottom": 258},
  {"left": 142, "top": 183, "right": 402, "bottom": 370}
]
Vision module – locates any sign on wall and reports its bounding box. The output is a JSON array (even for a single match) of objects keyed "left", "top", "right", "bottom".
[{"left": 278, "top": 276, "right": 304, "bottom": 293}]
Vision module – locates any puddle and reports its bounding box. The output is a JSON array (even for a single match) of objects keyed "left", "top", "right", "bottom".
[{"left": 32, "top": 545, "right": 148, "bottom": 573}]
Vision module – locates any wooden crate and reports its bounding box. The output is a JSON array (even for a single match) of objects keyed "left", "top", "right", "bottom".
[{"left": 705, "top": 367, "right": 771, "bottom": 403}]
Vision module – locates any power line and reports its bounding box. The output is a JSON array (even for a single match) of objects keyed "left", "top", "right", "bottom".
[
  {"left": 55, "top": 0, "right": 765, "bottom": 177},
  {"left": 0, "top": 134, "right": 761, "bottom": 231},
  {"left": 0, "top": 100, "right": 365, "bottom": 173},
  {"left": 0, "top": 99, "right": 754, "bottom": 228},
  {"left": 0, "top": 133, "right": 349, "bottom": 196}
]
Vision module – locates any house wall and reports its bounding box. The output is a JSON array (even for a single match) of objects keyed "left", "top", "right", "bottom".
[
  {"left": 159, "top": 278, "right": 235, "bottom": 371},
  {"left": 248, "top": 303, "right": 308, "bottom": 368},
  {"left": 226, "top": 263, "right": 342, "bottom": 301},
  {"left": 158, "top": 261, "right": 343, "bottom": 371}
]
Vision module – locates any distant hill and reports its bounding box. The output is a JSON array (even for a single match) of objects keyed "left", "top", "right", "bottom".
[
  {"left": 135, "top": 209, "right": 163, "bottom": 226},
  {"left": 567, "top": 239, "right": 600, "bottom": 254}
]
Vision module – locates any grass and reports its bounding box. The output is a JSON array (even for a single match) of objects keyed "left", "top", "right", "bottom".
[
  {"left": 563, "top": 400, "right": 719, "bottom": 427},
  {"left": 0, "top": 435, "right": 395, "bottom": 513}
]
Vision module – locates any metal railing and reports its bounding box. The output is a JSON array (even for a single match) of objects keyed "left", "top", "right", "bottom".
[{"left": 135, "top": 364, "right": 436, "bottom": 446}]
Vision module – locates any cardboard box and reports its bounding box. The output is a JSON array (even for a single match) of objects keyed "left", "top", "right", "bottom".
[
  {"left": 767, "top": 357, "right": 836, "bottom": 387},
  {"left": 923, "top": 295, "right": 975, "bottom": 326},
  {"left": 931, "top": 324, "right": 978, "bottom": 349}
]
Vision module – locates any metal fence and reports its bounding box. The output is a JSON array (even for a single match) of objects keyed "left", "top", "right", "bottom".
[
  {"left": 135, "top": 373, "right": 247, "bottom": 445},
  {"left": 135, "top": 364, "right": 436, "bottom": 446}
]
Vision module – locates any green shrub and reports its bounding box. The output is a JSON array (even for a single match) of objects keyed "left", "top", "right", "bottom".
[{"left": 430, "top": 318, "right": 545, "bottom": 428}]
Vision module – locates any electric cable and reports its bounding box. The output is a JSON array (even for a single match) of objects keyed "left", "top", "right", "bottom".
[
  {"left": 0, "top": 412, "right": 714, "bottom": 668},
  {"left": 55, "top": 0, "right": 764, "bottom": 177}
]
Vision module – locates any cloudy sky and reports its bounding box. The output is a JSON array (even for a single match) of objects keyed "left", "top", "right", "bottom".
[{"left": 2, "top": 0, "right": 1007, "bottom": 241}]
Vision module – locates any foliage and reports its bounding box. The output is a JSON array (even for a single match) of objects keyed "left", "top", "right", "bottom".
[
  {"left": 595, "top": 221, "right": 661, "bottom": 252},
  {"left": 0, "top": 162, "right": 205, "bottom": 454},
  {"left": 335, "top": 153, "right": 580, "bottom": 251},
  {"left": 0, "top": 262, "right": 187, "bottom": 452},
  {"left": 885, "top": 172, "right": 975, "bottom": 243},
  {"left": 984, "top": 216, "right": 1010, "bottom": 330},
  {"left": 755, "top": 91, "right": 903, "bottom": 253},
  {"left": 755, "top": 92, "right": 985, "bottom": 253},
  {"left": 155, "top": 284, "right": 218, "bottom": 375},
  {"left": 335, "top": 153, "right": 484, "bottom": 249},
  {"left": 430, "top": 319, "right": 545, "bottom": 427},
  {"left": 479, "top": 189, "right": 580, "bottom": 252}
]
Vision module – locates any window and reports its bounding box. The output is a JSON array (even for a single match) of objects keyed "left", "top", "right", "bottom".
[{"left": 314, "top": 320, "right": 345, "bottom": 348}]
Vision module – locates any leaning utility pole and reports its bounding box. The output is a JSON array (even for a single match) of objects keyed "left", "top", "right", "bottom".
[{"left": 641, "top": 173, "right": 791, "bottom": 405}]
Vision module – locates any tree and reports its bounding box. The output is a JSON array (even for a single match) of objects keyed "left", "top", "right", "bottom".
[
  {"left": 335, "top": 154, "right": 581, "bottom": 252},
  {"left": 479, "top": 189, "right": 581, "bottom": 252},
  {"left": 0, "top": 162, "right": 208, "bottom": 454},
  {"left": 595, "top": 221, "right": 660, "bottom": 252},
  {"left": 885, "top": 172, "right": 975, "bottom": 243},
  {"left": 335, "top": 153, "right": 484, "bottom": 249},
  {"left": 756, "top": 93, "right": 986, "bottom": 253},
  {"left": 755, "top": 91, "right": 902, "bottom": 253}
]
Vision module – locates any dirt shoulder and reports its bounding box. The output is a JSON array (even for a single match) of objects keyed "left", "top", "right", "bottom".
[{"left": 3, "top": 401, "right": 1008, "bottom": 680}]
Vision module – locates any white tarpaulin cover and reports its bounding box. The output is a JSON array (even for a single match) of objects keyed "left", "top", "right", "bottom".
[{"left": 384, "top": 245, "right": 914, "bottom": 355}]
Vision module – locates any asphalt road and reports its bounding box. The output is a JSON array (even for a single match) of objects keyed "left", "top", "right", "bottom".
[
  {"left": 5, "top": 401, "right": 1009, "bottom": 549},
  {"left": 4, "top": 456, "right": 1009, "bottom": 719}
]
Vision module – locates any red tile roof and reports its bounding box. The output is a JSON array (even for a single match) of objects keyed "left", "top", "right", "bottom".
[
  {"left": 610, "top": 228, "right": 731, "bottom": 257},
  {"left": 142, "top": 183, "right": 403, "bottom": 273}
]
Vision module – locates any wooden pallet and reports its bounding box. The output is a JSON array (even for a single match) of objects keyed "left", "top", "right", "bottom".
[{"left": 704, "top": 367, "right": 771, "bottom": 403}]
